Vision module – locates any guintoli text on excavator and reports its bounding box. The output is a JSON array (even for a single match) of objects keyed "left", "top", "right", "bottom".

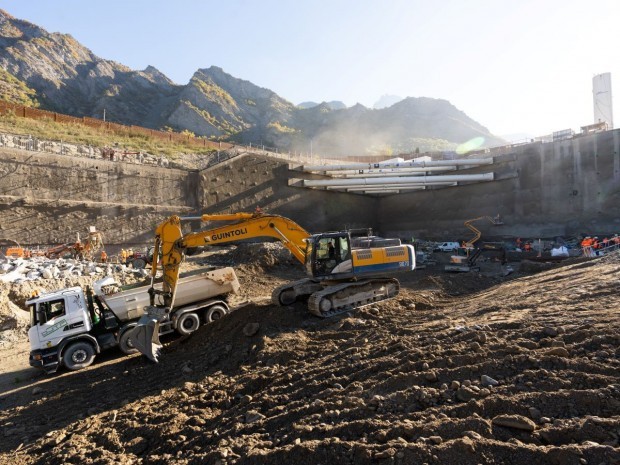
[{"left": 211, "top": 228, "right": 248, "bottom": 241}]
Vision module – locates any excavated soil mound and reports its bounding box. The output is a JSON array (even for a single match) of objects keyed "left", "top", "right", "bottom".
[
  {"left": 1, "top": 255, "right": 619, "bottom": 465},
  {"left": 200, "top": 243, "right": 297, "bottom": 269}
]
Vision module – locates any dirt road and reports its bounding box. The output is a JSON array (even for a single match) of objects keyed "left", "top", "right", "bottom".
[{"left": 0, "top": 250, "right": 619, "bottom": 464}]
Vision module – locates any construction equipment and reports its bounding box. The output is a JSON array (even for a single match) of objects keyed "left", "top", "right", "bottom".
[
  {"left": 2, "top": 239, "right": 29, "bottom": 258},
  {"left": 444, "top": 215, "right": 503, "bottom": 272},
  {"left": 445, "top": 242, "right": 507, "bottom": 272},
  {"left": 43, "top": 242, "right": 79, "bottom": 259},
  {"left": 129, "top": 212, "right": 415, "bottom": 361},
  {"left": 124, "top": 246, "right": 156, "bottom": 269},
  {"left": 73, "top": 228, "right": 104, "bottom": 260},
  {"left": 26, "top": 269, "right": 239, "bottom": 373},
  {"left": 38, "top": 228, "right": 105, "bottom": 260},
  {"left": 461, "top": 215, "right": 503, "bottom": 249}
]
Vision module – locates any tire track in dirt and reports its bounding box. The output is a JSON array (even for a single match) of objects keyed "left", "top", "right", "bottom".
[{"left": 0, "top": 253, "right": 619, "bottom": 464}]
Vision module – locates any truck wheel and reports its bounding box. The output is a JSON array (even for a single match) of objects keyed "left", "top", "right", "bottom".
[
  {"left": 177, "top": 312, "right": 200, "bottom": 336},
  {"left": 63, "top": 342, "right": 95, "bottom": 371},
  {"left": 131, "top": 258, "right": 146, "bottom": 269},
  {"left": 119, "top": 328, "right": 138, "bottom": 355},
  {"left": 206, "top": 304, "right": 228, "bottom": 323}
]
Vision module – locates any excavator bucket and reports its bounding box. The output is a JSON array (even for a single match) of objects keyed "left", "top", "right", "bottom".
[{"left": 128, "top": 306, "right": 168, "bottom": 363}]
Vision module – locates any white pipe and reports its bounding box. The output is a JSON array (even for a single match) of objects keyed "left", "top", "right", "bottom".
[
  {"left": 326, "top": 182, "right": 458, "bottom": 190},
  {"left": 301, "top": 158, "right": 492, "bottom": 172},
  {"left": 303, "top": 172, "right": 494, "bottom": 187},
  {"left": 346, "top": 186, "right": 427, "bottom": 192},
  {"left": 316, "top": 166, "right": 456, "bottom": 175},
  {"left": 334, "top": 167, "right": 457, "bottom": 177},
  {"left": 341, "top": 170, "right": 453, "bottom": 179},
  {"left": 348, "top": 190, "right": 408, "bottom": 194}
]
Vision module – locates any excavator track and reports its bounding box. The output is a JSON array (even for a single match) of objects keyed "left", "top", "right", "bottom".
[
  {"left": 271, "top": 278, "right": 323, "bottom": 306},
  {"left": 307, "top": 278, "right": 400, "bottom": 318}
]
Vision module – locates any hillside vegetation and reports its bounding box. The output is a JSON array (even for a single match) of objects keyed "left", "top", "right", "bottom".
[{"left": 0, "top": 112, "right": 216, "bottom": 158}]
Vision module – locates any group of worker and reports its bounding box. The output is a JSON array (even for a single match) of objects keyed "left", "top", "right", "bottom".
[
  {"left": 98, "top": 248, "right": 136, "bottom": 263},
  {"left": 515, "top": 238, "right": 533, "bottom": 252},
  {"left": 581, "top": 235, "right": 620, "bottom": 257},
  {"left": 120, "top": 248, "right": 134, "bottom": 263}
]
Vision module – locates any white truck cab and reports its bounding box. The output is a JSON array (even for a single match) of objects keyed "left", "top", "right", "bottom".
[
  {"left": 28, "top": 287, "right": 92, "bottom": 347},
  {"left": 27, "top": 287, "right": 115, "bottom": 373}
]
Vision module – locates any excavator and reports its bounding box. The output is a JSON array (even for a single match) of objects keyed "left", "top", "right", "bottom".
[
  {"left": 445, "top": 215, "right": 505, "bottom": 272},
  {"left": 129, "top": 211, "right": 415, "bottom": 361}
]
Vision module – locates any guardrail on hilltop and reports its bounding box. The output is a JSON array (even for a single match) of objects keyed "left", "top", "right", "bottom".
[{"left": 0, "top": 100, "right": 232, "bottom": 151}]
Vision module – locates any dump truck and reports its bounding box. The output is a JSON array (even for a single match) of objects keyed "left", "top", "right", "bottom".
[{"left": 27, "top": 267, "right": 240, "bottom": 373}]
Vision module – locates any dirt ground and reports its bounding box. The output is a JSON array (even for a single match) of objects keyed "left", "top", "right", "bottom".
[{"left": 0, "top": 245, "right": 619, "bottom": 465}]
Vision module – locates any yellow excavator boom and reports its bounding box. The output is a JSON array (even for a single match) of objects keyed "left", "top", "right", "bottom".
[
  {"left": 463, "top": 215, "right": 502, "bottom": 248},
  {"left": 151, "top": 212, "right": 310, "bottom": 309}
]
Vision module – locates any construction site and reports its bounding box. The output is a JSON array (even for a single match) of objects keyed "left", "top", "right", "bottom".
[{"left": 1, "top": 120, "right": 620, "bottom": 465}]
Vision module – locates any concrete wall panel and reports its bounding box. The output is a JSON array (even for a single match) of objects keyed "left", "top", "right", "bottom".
[
  {"left": 2, "top": 128, "right": 620, "bottom": 248},
  {"left": 380, "top": 129, "right": 620, "bottom": 239}
]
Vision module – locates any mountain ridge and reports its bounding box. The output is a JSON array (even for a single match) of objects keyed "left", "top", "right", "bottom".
[{"left": 0, "top": 9, "right": 504, "bottom": 154}]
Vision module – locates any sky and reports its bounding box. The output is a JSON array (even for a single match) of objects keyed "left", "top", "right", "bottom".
[{"left": 1, "top": 0, "right": 619, "bottom": 139}]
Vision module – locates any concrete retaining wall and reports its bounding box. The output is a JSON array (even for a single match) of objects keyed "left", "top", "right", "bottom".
[
  {"left": 379, "top": 129, "right": 620, "bottom": 240},
  {"left": 199, "top": 154, "right": 379, "bottom": 233},
  {"left": 0, "top": 148, "right": 194, "bottom": 246},
  {"left": 2, "top": 128, "right": 619, "bottom": 247}
]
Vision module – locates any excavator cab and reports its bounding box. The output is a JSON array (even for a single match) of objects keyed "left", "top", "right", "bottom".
[{"left": 306, "top": 233, "right": 353, "bottom": 280}]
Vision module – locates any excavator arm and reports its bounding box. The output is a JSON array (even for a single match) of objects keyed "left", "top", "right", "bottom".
[
  {"left": 463, "top": 215, "right": 503, "bottom": 248},
  {"left": 151, "top": 213, "right": 310, "bottom": 308},
  {"left": 132, "top": 212, "right": 311, "bottom": 361}
]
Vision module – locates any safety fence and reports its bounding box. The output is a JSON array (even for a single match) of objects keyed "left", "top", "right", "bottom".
[
  {"left": 0, "top": 100, "right": 232, "bottom": 151},
  {"left": 581, "top": 240, "right": 620, "bottom": 258}
]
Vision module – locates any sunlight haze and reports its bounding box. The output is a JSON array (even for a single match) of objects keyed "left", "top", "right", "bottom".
[{"left": 2, "top": 0, "right": 618, "bottom": 140}]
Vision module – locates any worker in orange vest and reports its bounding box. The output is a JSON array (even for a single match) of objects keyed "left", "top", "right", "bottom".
[
  {"left": 100, "top": 250, "right": 108, "bottom": 263},
  {"left": 581, "top": 236, "right": 593, "bottom": 257},
  {"left": 592, "top": 236, "right": 601, "bottom": 255},
  {"left": 602, "top": 237, "right": 609, "bottom": 249}
]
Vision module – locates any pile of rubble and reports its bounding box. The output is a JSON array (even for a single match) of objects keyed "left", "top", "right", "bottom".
[
  {"left": 0, "top": 256, "right": 148, "bottom": 347},
  {"left": 0, "top": 256, "right": 147, "bottom": 284},
  {"left": 0, "top": 131, "right": 171, "bottom": 167}
]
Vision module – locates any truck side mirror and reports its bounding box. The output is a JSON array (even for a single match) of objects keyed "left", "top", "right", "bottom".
[{"left": 36, "top": 307, "right": 47, "bottom": 325}]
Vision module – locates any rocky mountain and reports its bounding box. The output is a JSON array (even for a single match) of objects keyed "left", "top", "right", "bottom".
[
  {"left": 167, "top": 66, "right": 295, "bottom": 141},
  {"left": 0, "top": 9, "right": 504, "bottom": 155},
  {"left": 298, "top": 100, "right": 347, "bottom": 110},
  {"left": 0, "top": 10, "right": 180, "bottom": 127}
]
